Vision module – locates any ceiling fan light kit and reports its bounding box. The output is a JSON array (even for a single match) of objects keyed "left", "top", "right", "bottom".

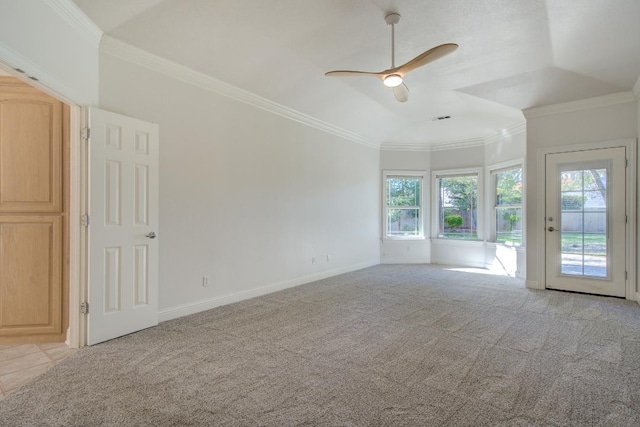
[
  {"left": 383, "top": 74, "right": 403, "bottom": 87},
  {"left": 325, "top": 12, "right": 458, "bottom": 102}
]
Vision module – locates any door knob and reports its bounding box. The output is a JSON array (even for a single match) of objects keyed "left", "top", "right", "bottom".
[
  {"left": 145, "top": 231, "right": 157, "bottom": 239},
  {"left": 547, "top": 227, "right": 555, "bottom": 232}
]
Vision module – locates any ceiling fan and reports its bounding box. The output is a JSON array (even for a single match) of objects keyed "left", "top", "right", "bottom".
[{"left": 325, "top": 12, "right": 458, "bottom": 102}]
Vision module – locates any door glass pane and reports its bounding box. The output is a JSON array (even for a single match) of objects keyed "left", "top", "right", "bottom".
[{"left": 560, "top": 168, "right": 607, "bottom": 277}]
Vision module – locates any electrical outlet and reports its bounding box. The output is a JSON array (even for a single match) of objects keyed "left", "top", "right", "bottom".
[
  {"left": 202, "top": 276, "right": 210, "bottom": 287},
  {"left": 311, "top": 257, "right": 316, "bottom": 265},
  {"left": 326, "top": 254, "right": 330, "bottom": 262}
]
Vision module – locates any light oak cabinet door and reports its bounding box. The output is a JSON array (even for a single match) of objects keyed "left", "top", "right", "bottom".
[
  {"left": 0, "top": 216, "right": 62, "bottom": 336},
  {"left": 0, "top": 85, "right": 62, "bottom": 212},
  {"left": 0, "top": 77, "right": 66, "bottom": 342}
]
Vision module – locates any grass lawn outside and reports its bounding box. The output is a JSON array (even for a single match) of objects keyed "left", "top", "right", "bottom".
[
  {"left": 441, "top": 232, "right": 478, "bottom": 240},
  {"left": 561, "top": 232, "right": 606, "bottom": 255},
  {"left": 496, "top": 231, "right": 522, "bottom": 245}
]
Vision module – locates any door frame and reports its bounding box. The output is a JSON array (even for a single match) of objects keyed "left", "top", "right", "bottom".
[
  {"left": 70, "top": 105, "right": 84, "bottom": 347},
  {"left": 536, "top": 139, "right": 637, "bottom": 300}
]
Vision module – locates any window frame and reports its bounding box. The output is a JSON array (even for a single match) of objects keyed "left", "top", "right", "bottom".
[
  {"left": 432, "top": 167, "right": 483, "bottom": 241},
  {"left": 488, "top": 160, "right": 524, "bottom": 246},
  {"left": 382, "top": 170, "right": 427, "bottom": 240}
]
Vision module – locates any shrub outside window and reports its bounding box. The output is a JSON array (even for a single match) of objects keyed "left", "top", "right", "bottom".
[
  {"left": 385, "top": 174, "right": 423, "bottom": 238},
  {"left": 436, "top": 172, "right": 479, "bottom": 240},
  {"left": 494, "top": 167, "right": 523, "bottom": 245}
]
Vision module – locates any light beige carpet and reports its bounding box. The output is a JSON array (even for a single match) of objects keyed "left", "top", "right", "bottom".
[{"left": 1, "top": 264, "right": 639, "bottom": 426}]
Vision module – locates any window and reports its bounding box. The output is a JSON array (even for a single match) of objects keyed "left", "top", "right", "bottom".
[
  {"left": 384, "top": 172, "right": 424, "bottom": 238},
  {"left": 434, "top": 170, "right": 480, "bottom": 240},
  {"left": 493, "top": 166, "right": 523, "bottom": 245}
]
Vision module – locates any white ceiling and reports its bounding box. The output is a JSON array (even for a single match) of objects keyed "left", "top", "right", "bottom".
[{"left": 73, "top": 0, "right": 640, "bottom": 148}]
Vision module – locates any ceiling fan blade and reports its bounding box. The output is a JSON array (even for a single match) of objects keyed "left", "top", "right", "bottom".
[
  {"left": 395, "top": 43, "right": 458, "bottom": 75},
  {"left": 392, "top": 83, "right": 409, "bottom": 102},
  {"left": 325, "top": 70, "right": 383, "bottom": 78}
]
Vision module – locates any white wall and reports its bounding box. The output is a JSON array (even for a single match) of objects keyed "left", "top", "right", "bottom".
[
  {"left": 431, "top": 145, "right": 484, "bottom": 170},
  {"left": 99, "top": 53, "right": 381, "bottom": 319},
  {"left": 525, "top": 97, "right": 638, "bottom": 289},
  {"left": 485, "top": 131, "right": 526, "bottom": 166},
  {"left": 0, "top": 0, "right": 100, "bottom": 105},
  {"left": 380, "top": 150, "right": 431, "bottom": 263}
]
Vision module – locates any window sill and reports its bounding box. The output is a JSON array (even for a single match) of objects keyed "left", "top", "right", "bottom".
[
  {"left": 431, "top": 238, "right": 484, "bottom": 247},
  {"left": 383, "top": 236, "right": 426, "bottom": 242}
]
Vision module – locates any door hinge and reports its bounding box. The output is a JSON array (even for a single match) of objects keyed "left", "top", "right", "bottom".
[
  {"left": 625, "top": 215, "right": 628, "bottom": 224},
  {"left": 80, "top": 302, "right": 89, "bottom": 314},
  {"left": 625, "top": 271, "right": 628, "bottom": 280},
  {"left": 81, "top": 127, "right": 90, "bottom": 140},
  {"left": 81, "top": 214, "right": 90, "bottom": 227},
  {"left": 625, "top": 158, "right": 628, "bottom": 168}
]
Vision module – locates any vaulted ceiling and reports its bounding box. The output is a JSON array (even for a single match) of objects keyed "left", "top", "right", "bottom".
[{"left": 73, "top": 0, "right": 640, "bottom": 148}]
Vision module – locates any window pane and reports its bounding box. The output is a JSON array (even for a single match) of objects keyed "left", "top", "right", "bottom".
[
  {"left": 494, "top": 167, "right": 522, "bottom": 245},
  {"left": 496, "top": 207, "right": 522, "bottom": 244},
  {"left": 387, "top": 208, "right": 420, "bottom": 236},
  {"left": 495, "top": 168, "right": 522, "bottom": 205},
  {"left": 385, "top": 175, "right": 422, "bottom": 237},
  {"left": 438, "top": 175, "right": 478, "bottom": 240},
  {"left": 387, "top": 177, "right": 420, "bottom": 206}
]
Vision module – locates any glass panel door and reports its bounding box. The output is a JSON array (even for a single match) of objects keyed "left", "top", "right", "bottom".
[{"left": 545, "top": 147, "right": 626, "bottom": 297}]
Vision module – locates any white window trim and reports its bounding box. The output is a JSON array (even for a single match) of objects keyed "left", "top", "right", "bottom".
[
  {"left": 432, "top": 167, "right": 484, "bottom": 241},
  {"left": 487, "top": 159, "right": 524, "bottom": 246},
  {"left": 382, "top": 170, "right": 427, "bottom": 240}
]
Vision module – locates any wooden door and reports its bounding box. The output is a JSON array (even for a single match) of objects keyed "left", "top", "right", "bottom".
[
  {"left": 0, "top": 77, "right": 67, "bottom": 342},
  {"left": 87, "top": 108, "right": 159, "bottom": 345}
]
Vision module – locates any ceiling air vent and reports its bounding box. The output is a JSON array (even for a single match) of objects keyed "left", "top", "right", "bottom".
[{"left": 433, "top": 115, "right": 452, "bottom": 121}]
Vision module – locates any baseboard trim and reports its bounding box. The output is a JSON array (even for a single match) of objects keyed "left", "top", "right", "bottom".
[
  {"left": 526, "top": 280, "right": 543, "bottom": 290},
  {"left": 380, "top": 258, "right": 430, "bottom": 264},
  {"left": 159, "top": 259, "right": 380, "bottom": 322},
  {"left": 431, "top": 258, "right": 486, "bottom": 269}
]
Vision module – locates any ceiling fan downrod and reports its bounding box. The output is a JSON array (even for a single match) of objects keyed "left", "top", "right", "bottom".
[
  {"left": 384, "top": 13, "right": 402, "bottom": 87},
  {"left": 385, "top": 13, "right": 400, "bottom": 67}
]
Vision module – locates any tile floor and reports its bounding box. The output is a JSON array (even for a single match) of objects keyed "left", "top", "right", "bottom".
[{"left": 0, "top": 343, "right": 76, "bottom": 400}]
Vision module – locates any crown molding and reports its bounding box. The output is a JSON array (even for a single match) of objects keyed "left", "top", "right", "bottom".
[
  {"left": 101, "top": 36, "right": 378, "bottom": 149},
  {"left": 523, "top": 91, "right": 636, "bottom": 119},
  {"left": 379, "top": 142, "right": 430, "bottom": 151},
  {"left": 380, "top": 121, "right": 526, "bottom": 152},
  {"left": 45, "top": 0, "right": 103, "bottom": 47},
  {"left": 430, "top": 137, "right": 486, "bottom": 152},
  {"left": 483, "top": 121, "right": 526, "bottom": 145},
  {"left": 633, "top": 76, "right": 640, "bottom": 100}
]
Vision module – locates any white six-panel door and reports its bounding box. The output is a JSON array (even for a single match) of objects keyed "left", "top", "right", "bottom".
[{"left": 87, "top": 108, "right": 159, "bottom": 345}]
